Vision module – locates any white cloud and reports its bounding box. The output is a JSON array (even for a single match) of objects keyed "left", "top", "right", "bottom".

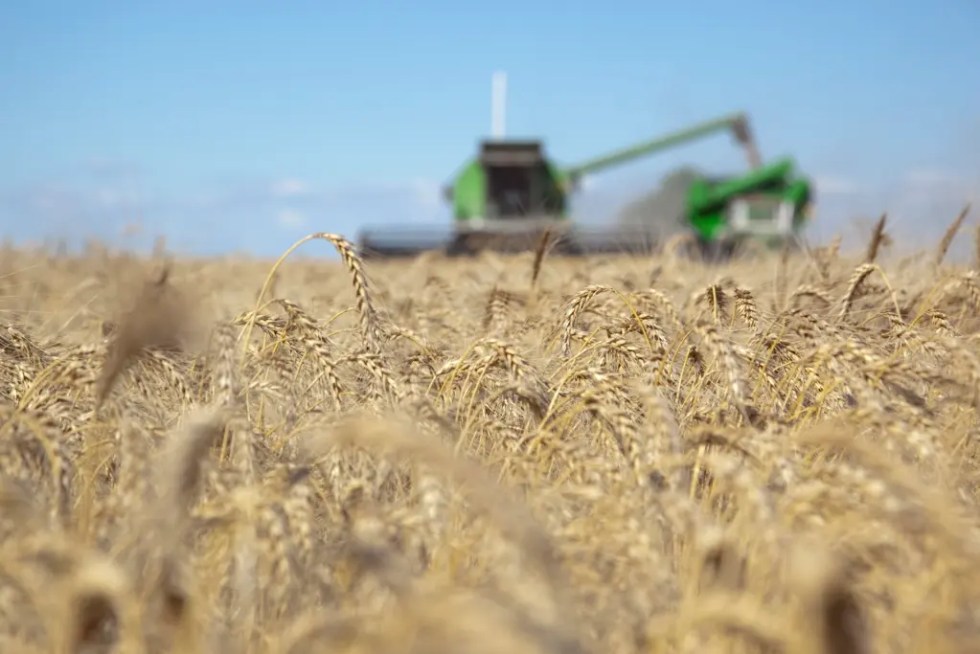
[
  {"left": 813, "top": 174, "right": 861, "bottom": 196},
  {"left": 0, "top": 163, "right": 450, "bottom": 257},
  {"left": 900, "top": 170, "right": 979, "bottom": 213},
  {"left": 269, "top": 178, "right": 312, "bottom": 198},
  {"left": 408, "top": 177, "right": 443, "bottom": 210},
  {"left": 80, "top": 157, "right": 144, "bottom": 179},
  {"left": 904, "top": 169, "right": 964, "bottom": 187},
  {"left": 276, "top": 208, "right": 307, "bottom": 228}
]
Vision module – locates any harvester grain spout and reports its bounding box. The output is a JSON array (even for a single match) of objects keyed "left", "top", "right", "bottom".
[
  {"left": 562, "top": 112, "right": 763, "bottom": 191},
  {"left": 728, "top": 113, "right": 763, "bottom": 169}
]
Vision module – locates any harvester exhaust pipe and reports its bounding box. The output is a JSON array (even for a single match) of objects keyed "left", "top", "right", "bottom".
[{"left": 491, "top": 71, "right": 507, "bottom": 140}]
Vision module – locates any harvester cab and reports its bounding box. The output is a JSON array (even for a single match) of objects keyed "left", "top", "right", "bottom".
[{"left": 481, "top": 140, "right": 570, "bottom": 217}]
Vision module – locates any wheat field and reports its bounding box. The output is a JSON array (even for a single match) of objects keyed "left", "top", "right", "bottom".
[{"left": 0, "top": 224, "right": 978, "bottom": 654}]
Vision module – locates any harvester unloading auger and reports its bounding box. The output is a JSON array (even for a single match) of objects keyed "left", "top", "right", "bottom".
[{"left": 358, "top": 72, "right": 813, "bottom": 259}]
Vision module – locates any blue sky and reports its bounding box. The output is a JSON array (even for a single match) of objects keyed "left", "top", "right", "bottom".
[{"left": 2, "top": 1, "right": 979, "bottom": 257}]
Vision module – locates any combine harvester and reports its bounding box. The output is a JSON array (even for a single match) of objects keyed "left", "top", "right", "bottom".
[{"left": 358, "top": 72, "right": 814, "bottom": 260}]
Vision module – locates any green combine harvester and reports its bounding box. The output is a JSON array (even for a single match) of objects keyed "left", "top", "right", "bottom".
[{"left": 358, "top": 73, "right": 813, "bottom": 259}]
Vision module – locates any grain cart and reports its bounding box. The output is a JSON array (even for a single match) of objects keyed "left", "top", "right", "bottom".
[
  {"left": 684, "top": 157, "right": 813, "bottom": 259},
  {"left": 357, "top": 73, "right": 812, "bottom": 259}
]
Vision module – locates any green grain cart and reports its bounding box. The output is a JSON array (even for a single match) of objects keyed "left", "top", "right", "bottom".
[
  {"left": 358, "top": 75, "right": 813, "bottom": 259},
  {"left": 684, "top": 157, "right": 813, "bottom": 259}
]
